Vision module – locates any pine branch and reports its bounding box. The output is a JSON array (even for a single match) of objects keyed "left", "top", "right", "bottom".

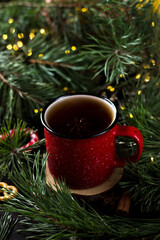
[
  {"left": 117, "top": 77, "right": 160, "bottom": 213},
  {"left": 0, "top": 213, "right": 17, "bottom": 240},
  {"left": 0, "top": 152, "right": 160, "bottom": 239},
  {"left": 82, "top": 17, "right": 143, "bottom": 83},
  {"left": 0, "top": 119, "right": 43, "bottom": 177},
  {"left": 0, "top": 73, "right": 44, "bottom": 104}
]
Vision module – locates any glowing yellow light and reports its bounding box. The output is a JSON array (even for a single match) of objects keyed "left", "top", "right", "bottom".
[
  {"left": 65, "top": 50, "right": 70, "bottom": 54},
  {"left": 151, "top": 156, "right": 154, "bottom": 162},
  {"left": 129, "top": 113, "right": 134, "bottom": 118},
  {"left": 8, "top": 18, "right": 14, "bottom": 24},
  {"left": 10, "top": 27, "right": 15, "bottom": 34},
  {"left": 40, "top": 108, "right": 43, "bottom": 112},
  {"left": 13, "top": 44, "right": 18, "bottom": 51},
  {"left": 120, "top": 74, "right": 124, "bottom": 78},
  {"left": 130, "top": 61, "right": 135, "bottom": 64},
  {"left": 17, "top": 41, "right": 23, "bottom": 48},
  {"left": 6, "top": 44, "right": 12, "bottom": 50},
  {"left": 71, "top": 46, "right": 76, "bottom": 51},
  {"left": 151, "top": 59, "right": 155, "bottom": 65},
  {"left": 18, "top": 33, "right": 24, "bottom": 39},
  {"left": 138, "top": 90, "right": 142, "bottom": 95},
  {"left": 2, "top": 34, "right": 8, "bottom": 40},
  {"left": 40, "top": 28, "right": 46, "bottom": 34},
  {"left": 63, "top": 87, "right": 68, "bottom": 91},
  {"left": 81, "top": 7, "right": 88, "bottom": 12},
  {"left": 150, "top": 116, "right": 154, "bottom": 119},
  {"left": 152, "top": 22, "right": 155, "bottom": 27},
  {"left": 107, "top": 85, "right": 115, "bottom": 92},
  {"left": 107, "top": 86, "right": 112, "bottom": 89},
  {"left": 38, "top": 54, "right": 43, "bottom": 58},
  {"left": 144, "top": 76, "right": 150, "bottom": 82},
  {"left": 136, "top": 73, "right": 141, "bottom": 79},
  {"left": 34, "top": 109, "right": 39, "bottom": 113},
  {"left": 27, "top": 51, "right": 32, "bottom": 56},
  {"left": 121, "top": 106, "right": 125, "bottom": 110},
  {"left": 29, "top": 32, "right": 35, "bottom": 40},
  {"left": 110, "top": 87, "right": 115, "bottom": 92}
]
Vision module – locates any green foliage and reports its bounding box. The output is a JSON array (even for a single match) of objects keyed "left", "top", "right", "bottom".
[
  {"left": 0, "top": 213, "right": 16, "bottom": 240},
  {"left": 0, "top": 119, "right": 44, "bottom": 177},
  {"left": 118, "top": 77, "right": 160, "bottom": 213},
  {"left": 83, "top": 18, "right": 142, "bottom": 83},
  {"left": 1, "top": 152, "right": 160, "bottom": 239}
]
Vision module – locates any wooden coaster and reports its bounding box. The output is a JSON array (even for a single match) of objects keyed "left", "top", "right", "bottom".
[{"left": 46, "top": 161, "right": 123, "bottom": 196}]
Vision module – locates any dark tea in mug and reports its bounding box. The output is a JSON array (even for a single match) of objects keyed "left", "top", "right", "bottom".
[{"left": 44, "top": 95, "right": 116, "bottom": 139}]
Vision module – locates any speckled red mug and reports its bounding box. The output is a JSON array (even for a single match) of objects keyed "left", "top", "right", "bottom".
[{"left": 41, "top": 94, "right": 143, "bottom": 189}]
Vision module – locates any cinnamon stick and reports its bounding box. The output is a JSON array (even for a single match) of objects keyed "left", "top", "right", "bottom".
[{"left": 116, "top": 190, "right": 132, "bottom": 216}]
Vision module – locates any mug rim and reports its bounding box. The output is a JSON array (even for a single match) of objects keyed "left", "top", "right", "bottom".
[{"left": 40, "top": 93, "right": 118, "bottom": 140}]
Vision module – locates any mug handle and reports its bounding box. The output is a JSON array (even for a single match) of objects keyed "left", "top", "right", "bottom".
[{"left": 114, "top": 125, "right": 143, "bottom": 167}]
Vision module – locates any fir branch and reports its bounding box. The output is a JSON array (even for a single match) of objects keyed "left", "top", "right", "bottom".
[
  {"left": 82, "top": 17, "right": 143, "bottom": 83},
  {"left": 1, "top": 152, "right": 160, "bottom": 239},
  {"left": 0, "top": 212, "right": 17, "bottom": 240},
  {"left": 0, "top": 119, "right": 43, "bottom": 177},
  {"left": 0, "top": 73, "right": 44, "bottom": 104}
]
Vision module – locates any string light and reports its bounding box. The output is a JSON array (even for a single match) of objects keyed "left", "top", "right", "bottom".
[
  {"left": 40, "top": 28, "right": 46, "bottom": 35},
  {"left": 18, "top": 33, "right": 24, "bottom": 39},
  {"left": 40, "top": 108, "right": 43, "bottom": 112},
  {"left": 121, "top": 106, "right": 125, "bottom": 110},
  {"left": 29, "top": 32, "right": 35, "bottom": 40},
  {"left": 27, "top": 49, "right": 32, "bottom": 56},
  {"left": 151, "top": 156, "right": 154, "bottom": 162},
  {"left": 138, "top": 90, "right": 142, "bottom": 95},
  {"left": 144, "top": 75, "right": 150, "bottom": 82},
  {"left": 13, "top": 44, "right": 18, "bottom": 51},
  {"left": 8, "top": 18, "right": 14, "bottom": 24},
  {"left": 130, "top": 61, "right": 135, "bottom": 64},
  {"left": 65, "top": 50, "right": 70, "bottom": 54},
  {"left": 71, "top": 46, "right": 76, "bottom": 51},
  {"left": 81, "top": 8, "right": 88, "bottom": 12},
  {"left": 38, "top": 54, "right": 43, "bottom": 58},
  {"left": 136, "top": 73, "right": 141, "bottom": 79},
  {"left": 17, "top": 41, "right": 23, "bottom": 48},
  {"left": 152, "top": 22, "right": 155, "bottom": 27},
  {"left": 2, "top": 34, "right": 8, "bottom": 40},
  {"left": 107, "top": 86, "right": 115, "bottom": 92},
  {"left": 6, "top": 44, "right": 12, "bottom": 50},
  {"left": 63, "top": 87, "right": 68, "bottom": 91},
  {"left": 120, "top": 74, "right": 124, "bottom": 78},
  {"left": 34, "top": 109, "right": 39, "bottom": 113},
  {"left": 151, "top": 59, "right": 155, "bottom": 65},
  {"left": 129, "top": 113, "right": 134, "bottom": 118}
]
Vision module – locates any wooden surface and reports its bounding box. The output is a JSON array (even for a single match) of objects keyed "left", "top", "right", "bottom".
[{"left": 46, "top": 161, "right": 124, "bottom": 196}]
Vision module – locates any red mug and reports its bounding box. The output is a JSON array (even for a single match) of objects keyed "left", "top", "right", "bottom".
[{"left": 41, "top": 94, "right": 143, "bottom": 189}]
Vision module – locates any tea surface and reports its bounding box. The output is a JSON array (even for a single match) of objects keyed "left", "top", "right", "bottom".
[{"left": 45, "top": 95, "right": 114, "bottom": 138}]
